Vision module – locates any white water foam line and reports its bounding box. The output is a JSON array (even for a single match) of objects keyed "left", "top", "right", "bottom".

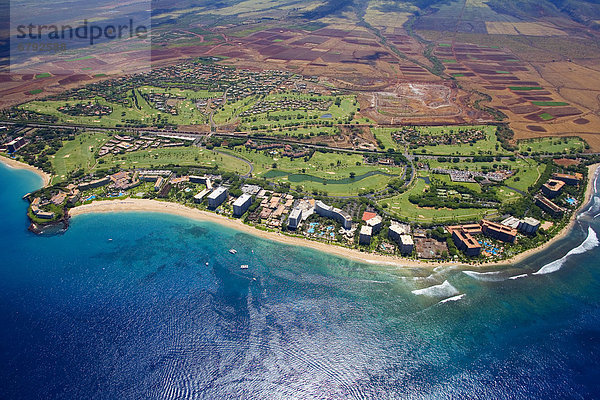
[
  {"left": 533, "top": 226, "right": 599, "bottom": 275},
  {"left": 438, "top": 294, "right": 466, "bottom": 304},
  {"left": 411, "top": 280, "right": 459, "bottom": 298},
  {"left": 462, "top": 270, "right": 506, "bottom": 282}
]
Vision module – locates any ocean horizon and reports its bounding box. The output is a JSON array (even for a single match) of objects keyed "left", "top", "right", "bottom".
[{"left": 2, "top": 161, "right": 600, "bottom": 399}]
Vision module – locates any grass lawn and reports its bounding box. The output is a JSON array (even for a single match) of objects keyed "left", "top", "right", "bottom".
[
  {"left": 219, "top": 147, "right": 402, "bottom": 195},
  {"left": 518, "top": 137, "right": 585, "bottom": 154},
  {"left": 231, "top": 93, "right": 358, "bottom": 129},
  {"left": 371, "top": 127, "right": 400, "bottom": 150},
  {"left": 138, "top": 86, "right": 223, "bottom": 100},
  {"left": 51, "top": 132, "right": 109, "bottom": 183},
  {"left": 20, "top": 95, "right": 207, "bottom": 127},
  {"left": 101, "top": 147, "right": 250, "bottom": 175},
  {"left": 409, "top": 125, "right": 507, "bottom": 156},
  {"left": 378, "top": 177, "right": 495, "bottom": 223}
]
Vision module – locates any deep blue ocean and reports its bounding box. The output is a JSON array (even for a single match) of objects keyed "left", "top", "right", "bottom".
[{"left": 2, "top": 162, "right": 600, "bottom": 399}]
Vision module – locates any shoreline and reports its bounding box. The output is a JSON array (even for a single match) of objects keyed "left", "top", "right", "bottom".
[
  {"left": 0, "top": 155, "right": 51, "bottom": 187},
  {"left": 484, "top": 162, "right": 599, "bottom": 268},
  {"left": 68, "top": 164, "right": 599, "bottom": 268}
]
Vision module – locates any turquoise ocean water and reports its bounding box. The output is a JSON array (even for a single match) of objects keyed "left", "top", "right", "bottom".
[{"left": 2, "top": 161, "right": 600, "bottom": 399}]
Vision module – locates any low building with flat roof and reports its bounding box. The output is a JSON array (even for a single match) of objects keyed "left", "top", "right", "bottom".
[
  {"left": 207, "top": 187, "right": 228, "bottom": 209},
  {"left": 233, "top": 194, "right": 253, "bottom": 217},
  {"left": 193, "top": 189, "right": 210, "bottom": 203},
  {"left": 359, "top": 225, "right": 372, "bottom": 245}
]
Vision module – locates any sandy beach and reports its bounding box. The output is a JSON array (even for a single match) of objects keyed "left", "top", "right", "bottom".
[
  {"left": 0, "top": 155, "right": 51, "bottom": 187},
  {"left": 68, "top": 164, "right": 600, "bottom": 268}
]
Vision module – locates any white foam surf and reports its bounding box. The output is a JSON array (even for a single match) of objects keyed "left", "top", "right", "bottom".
[
  {"left": 462, "top": 270, "right": 506, "bottom": 282},
  {"left": 438, "top": 294, "right": 466, "bottom": 304},
  {"left": 508, "top": 273, "right": 528, "bottom": 280},
  {"left": 533, "top": 227, "right": 599, "bottom": 275},
  {"left": 411, "top": 280, "right": 459, "bottom": 297}
]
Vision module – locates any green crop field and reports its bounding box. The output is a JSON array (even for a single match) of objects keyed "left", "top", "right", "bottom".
[
  {"left": 531, "top": 101, "right": 569, "bottom": 106},
  {"left": 539, "top": 112, "right": 555, "bottom": 120},
  {"left": 35, "top": 73, "right": 51, "bottom": 79},
  {"left": 509, "top": 86, "right": 543, "bottom": 91}
]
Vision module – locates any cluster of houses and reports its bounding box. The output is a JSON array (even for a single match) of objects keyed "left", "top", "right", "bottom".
[
  {"left": 98, "top": 134, "right": 186, "bottom": 157},
  {"left": 141, "top": 92, "right": 180, "bottom": 115},
  {"left": 239, "top": 97, "right": 331, "bottom": 118},
  {"left": 534, "top": 172, "right": 582, "bottom": 218},
  {"left": 244, "top": 140, "right": 312, "bottom": 159},
  {"left": 196, "top": 97, "right": 224, "bottom": 111},
  {"left": 252, "top": 191, "right": 295, "bottom": 228},
  {"left": 432, "top": 168, "right": 514, "bottom": 184},
  {"left": 57, "top": 102, "right": 112, "bottom": 117},
  {"left": 394, "top": 127, "right": 487, "bottom": 146}
]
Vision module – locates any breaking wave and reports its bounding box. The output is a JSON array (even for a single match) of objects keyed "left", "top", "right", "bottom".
[
  {"left": 411, "top": 280, "right": 459, "bottom": 298},
  {"left": 508, "top": 274, "right": 528, "bottom": 280},
  {"left": 533, "top": 227, "right": 599, "bottom": 275},
  {"left": 438, "top": 294, "right": 466, "bottom": 304},
  {"left": 462, "top": 270, "right": 506, "bottom": 282}
]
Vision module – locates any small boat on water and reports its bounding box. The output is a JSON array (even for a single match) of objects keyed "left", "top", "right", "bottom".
[
  {"left": 229, "top": 249, "right": 237, "bottom": 254},
  {"left": 240, "top": 264, "right": 249, "bottom": 269},
  {"left": 205, "top": 262, "right": 209, "bottom": 266}
]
